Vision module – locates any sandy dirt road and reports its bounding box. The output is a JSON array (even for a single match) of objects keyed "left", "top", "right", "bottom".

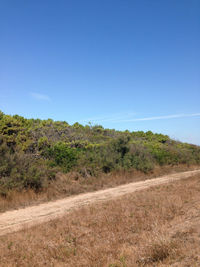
[{"left": 0, "top": 169, "right": 200, "bottom": 236}]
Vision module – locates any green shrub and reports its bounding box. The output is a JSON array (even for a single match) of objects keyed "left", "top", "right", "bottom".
[
  {"left": 48, "top": 142, "right": 78, "bottom": 171},
  {"left": 23, "top": 166, "right": 44, "bottom": 191},
  {"left": 38, "top": 136, "right": 49, "bottom": 150}
]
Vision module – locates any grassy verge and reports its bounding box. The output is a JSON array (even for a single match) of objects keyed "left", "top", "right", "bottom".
[
  {"left": 0, "top": 173, "right": 200, "bottom": 266},
  {"left": 0, "top": 164, "right": 197, "bottom": 213}
]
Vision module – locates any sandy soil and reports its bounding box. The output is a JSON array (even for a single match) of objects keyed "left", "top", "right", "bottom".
[{"left": 0, "top": 169, "right": 200, "bottom": 236}]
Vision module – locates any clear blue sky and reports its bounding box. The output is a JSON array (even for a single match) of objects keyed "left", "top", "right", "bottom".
[{"left": 0, "top": 0, "right": 200, "bottom": 145}]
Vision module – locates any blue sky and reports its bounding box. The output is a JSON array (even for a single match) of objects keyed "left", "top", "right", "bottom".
[{"left": 0, "top": 0, "right": 200, "bottom": 145}]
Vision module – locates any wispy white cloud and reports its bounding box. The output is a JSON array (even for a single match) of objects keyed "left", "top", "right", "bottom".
[
  {"left": 115, "top": 113, "right": 200, "bottom": 122},
  {"left": 80, "top": 112, "right": 137, "bottom": 123},
  {"left": 81, "top": 113, "right": 200, "bottom": 124},
  {"left": 30, "top": 92, "right": 51, "bottom": 101}
]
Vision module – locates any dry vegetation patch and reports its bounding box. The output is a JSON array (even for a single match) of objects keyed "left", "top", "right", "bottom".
[
  {"left": 0, "top": 165, "right": 197, "bottom": 213},
  {"left": 0, "top": 175, "right": 200, "bottom": 266}
]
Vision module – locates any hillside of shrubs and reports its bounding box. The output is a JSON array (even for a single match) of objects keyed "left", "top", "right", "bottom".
[{"left": 0, "top": 110, "right": 200, "bottom": 195}]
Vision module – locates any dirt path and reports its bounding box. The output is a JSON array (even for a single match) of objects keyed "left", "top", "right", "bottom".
[{"left": 0, "top": 169, "right": 200, "bottom": 236}]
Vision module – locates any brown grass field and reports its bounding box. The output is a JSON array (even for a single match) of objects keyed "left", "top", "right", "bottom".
[
  {"left": 0, "top": 164, "right": 197, "bottom": 213},
  {"left": 0, "top": 173, "right": 200, "bottom": 266}
]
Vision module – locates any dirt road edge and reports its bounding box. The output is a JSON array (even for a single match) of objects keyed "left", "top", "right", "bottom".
[{"left": 0, "top": 169, "right": 200, "bottom": 236}]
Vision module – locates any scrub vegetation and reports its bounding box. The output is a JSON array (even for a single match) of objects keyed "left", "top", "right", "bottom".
[{"left": 0, "top": 110, "right": 200, "bottom": 197}]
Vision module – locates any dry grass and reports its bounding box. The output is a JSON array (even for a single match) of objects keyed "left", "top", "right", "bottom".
[
  {"left": 0, "top": 164, "right": 197, "bottom": 213},
  {"left": 0, "top": 173, "right": 200, "bottom": 266}
]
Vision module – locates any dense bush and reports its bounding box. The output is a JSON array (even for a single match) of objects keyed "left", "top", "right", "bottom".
[
  {"left": 0, "top": 110, "right": 200, "bottom": 193},
  {"left": 47, "top": 142, "right": 78, "bottom": 171},
  {"left": 0, "top": 137, "right": 55, "bottom": 194}
]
